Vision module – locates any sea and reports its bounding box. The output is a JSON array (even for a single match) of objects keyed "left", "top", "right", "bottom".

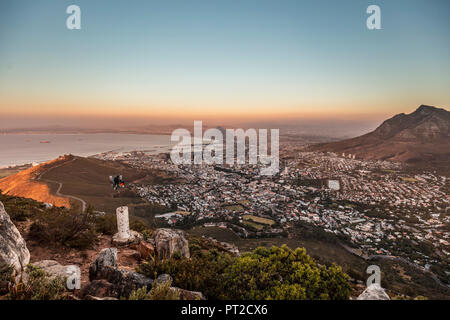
[{"left": 0, "top": 133, "right": 175, "bottom": 168}]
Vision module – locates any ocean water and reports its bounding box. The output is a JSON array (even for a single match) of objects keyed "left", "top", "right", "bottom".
[{"left": 0, "top": 133, "right": 174, "bottom": 167}]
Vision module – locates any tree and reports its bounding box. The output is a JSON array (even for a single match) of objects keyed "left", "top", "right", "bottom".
[
  {"left": 222, "top": 245, "right": 351, "bottom": 300},
  {"left": 138, "top": 244, "right": 351, "bottom": 300}
]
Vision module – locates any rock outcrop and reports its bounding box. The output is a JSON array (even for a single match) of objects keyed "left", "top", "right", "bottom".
[
  {"left": 310, "top": 105, "right": 450, "bottom": 167},
  {"left": 156, "top": 273, "right": 173, "bottom": 285},
  {"left": 203, "top": 236, "right": 240, "bottom": 256},
  {"left": 153, "top": 228, "right": 190, "bottom": 259},
  {"left": 31, "top": 260, "right": 80, "bottom": 289},
  {"left": 0, "top": 201, "right": 30, "bottom": 273},
  {"left": 87, "top": 248, "right": 153, "bottom": 299},
  {"left": 81, "top": 279, "right": 119, "bottom": 298},
  {"left": 172, "top": 287, "right": 206, "bottom": 300},
  {"left": 357, "top": 283, "right": 390, "bottom": 300},
  {"left": 89, "top": 248, "right": 118, "bottom": 275},
  {"left": 137, "top": 241, "right": 155, "bottom": 260}
]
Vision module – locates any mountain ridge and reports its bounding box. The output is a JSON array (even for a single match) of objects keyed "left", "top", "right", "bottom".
[{"left": 309, "top": 105, "right": 450, "bottom": 168}]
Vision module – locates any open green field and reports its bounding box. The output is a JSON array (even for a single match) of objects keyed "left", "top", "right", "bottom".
[
  {"left": 401, "top": 177, "right": 419, "bottom": 182},
  {"left": 237, "top": 200, "right": 251, "bottom": 206},
  {"left": 242, "top": 221, "right": 264, "bottom": 230},
  {"left": 243, "top": 215, "right": 275, "bottom": 226},
  {"left": 224, "top": 205, "right": 244, "bottom": 212},
  {"left": 174, "top": 210, "right": 191, "bottom": 216}
]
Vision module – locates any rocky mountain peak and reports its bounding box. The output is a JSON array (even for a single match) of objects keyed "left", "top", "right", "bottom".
[
  {"left": 309, "top": 105, "right": 449, "bottom": 167},
  {"left": 374, "top": 105, "right": 449, "bottom": 140}
]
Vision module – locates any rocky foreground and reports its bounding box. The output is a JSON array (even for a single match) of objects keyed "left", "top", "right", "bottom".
[
  {"left": 0, "top": 199, "right": 210, "bottom": 300},
  {"left": 1, "top": 199, "right": 391, "bottom": 300}
]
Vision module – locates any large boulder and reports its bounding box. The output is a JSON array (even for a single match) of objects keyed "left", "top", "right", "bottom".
[
  {"left": 153, "top": 229, "right": 190, "bottom": 259},
  {"left": 31, "top": 260, "right": 80, "bottom": 289},
  {"left": 0, "top": 201, "right": 30, "bottom": 273},
  {"left": 89, "top": 248, "right": 118, "bottom": 278},
  {"left": 88, "top": 248, "right": 153, "bottom": 299},
  {"left": 357, "top": 283, "right": 390, "bottom": 300}
]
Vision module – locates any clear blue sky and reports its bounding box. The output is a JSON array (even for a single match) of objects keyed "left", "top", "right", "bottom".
[{"left": 0, "top": 0, "right": 449, "bottom": 127}]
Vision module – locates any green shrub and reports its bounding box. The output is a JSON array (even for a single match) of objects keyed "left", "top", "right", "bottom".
[
  {"left": 138, "top": 245, "right": 351, "bottom": 300},
  {"left": 148, "top": 281, "right": 180, "bottom": 300},
  {"left": 94, "top": 213, "right": 151, "bottom": 236},
  {"left": 138, "top": 249, "right": 234, "bottom": 299},
  {"left": 94, "top": 213, "right": 117, "bottom": 235},
  {"left": 29, "top": 206, "right": 97, "bottom": 249},
  {"left": 130, "top": 218, "right": 150, "bottom": 233},
  {"left": 141, "top": 229, "right": 153, "bottom": 241},
  {"left": 128, "top": 282, "right": 180, "bottom": 300},
  {"left": 0, "top": 193, "right": 45, "bottom": 222},
  {"left": 128, "top": 286, "right": 149, "bottom": 300},
  {"left": 0, "top": 265, "right": 14, "bottom": 296},
  {"left": 222, "top": 245, "right": 351, "bottom": 300},
  {"left": 7, "top": 265, "right": 67, "bottom": 300}
]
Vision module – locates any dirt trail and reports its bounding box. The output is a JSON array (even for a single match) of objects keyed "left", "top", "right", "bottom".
[{"left": 36, "top": 158, "right": 87, "bottom": 212}]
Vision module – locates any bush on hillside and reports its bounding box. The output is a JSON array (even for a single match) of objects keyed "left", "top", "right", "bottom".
[
  {"left": 138, "top": 245, "right": 351, "bottom": 300},
  {"left": 29, "top": 206, "right": 97, "bottom": 249},
  {"left": 138, "top": 249, "right": 234, "bottom": 299},
  {"left": 94, "top": 213, "right": 117, "bottom": 235},
  {"left": 6, "top": 265, "right": 67, "bottom": 300},
  {"left": 222, "top": 245, "right": 351, "bottom": 300},
  {"left": 128, "top": 281, "right": 180, "bottom": 300},
  {"left": 0, "top": 192, "right": 45, "bottom": 222},
  {"left": 0, "top": 265, "right": 14, "bottom": 296},
  {"left": 94, "top": 213, "right": 152, "bottom": 237}
]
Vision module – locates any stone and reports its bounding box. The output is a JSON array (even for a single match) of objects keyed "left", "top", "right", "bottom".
[
  {"left": 204, "top": 236, "right": 240, "bottom": 256},
  {"left": 85, "top": 295, "right": 119, "bottom": 300},
  {"left": 89, "top": 248, "right": 117, "bottom": 280},
  {"left": 156, "top": 273, "right": 173, "bottom": 285},
  {"left": 32, "top": 260, "right": 76, "bottom": 278},
  {"left": 32, "top": 260, "right": 80, "bottom": 289},
  {"left": 112, "top": 230, "right": 142, "bottom": 247},
  {"left": 64, "top": 293, "right": 81, "bottom": 300},
  {"left": 357, "top": 283, "right": 390, "bottom": 300},
  {"left": 81, "top": 279, "right": 118, "bottom": 298},
  {"left": 0, "top": 201, "right": 30, "bottom": 273},
  {"left": 172, "top": 287, "right": 206, "bottom": 300},
  {"left": 153, "top": 228, "right": 190, "bottom": 259},
  {"left": 137, "top": 241, "right": 155, "bottom": 260},
  {"left": 88, "top": 248, "right": 153, "bottom": 298}
]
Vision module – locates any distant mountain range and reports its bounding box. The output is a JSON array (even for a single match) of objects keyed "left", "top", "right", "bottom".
[{"left": 309, "top": 105, "right": 450, "bottom": 168}]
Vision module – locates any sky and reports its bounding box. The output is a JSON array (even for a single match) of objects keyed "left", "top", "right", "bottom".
[{"left": 0, "top": 0, "right": 449, "bottom": 129}]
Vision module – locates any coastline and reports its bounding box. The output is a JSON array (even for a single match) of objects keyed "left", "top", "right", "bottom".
[{"left": 0, "top": 133, "right": 173, "bottom": 168}]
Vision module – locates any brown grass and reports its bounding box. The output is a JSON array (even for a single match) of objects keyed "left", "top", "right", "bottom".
[
  {"left": 1, "top": 154, "right": 179, "bottom": 216},
  {"left": 0, "top": 157, "right": 70, "bottom": 207}
]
